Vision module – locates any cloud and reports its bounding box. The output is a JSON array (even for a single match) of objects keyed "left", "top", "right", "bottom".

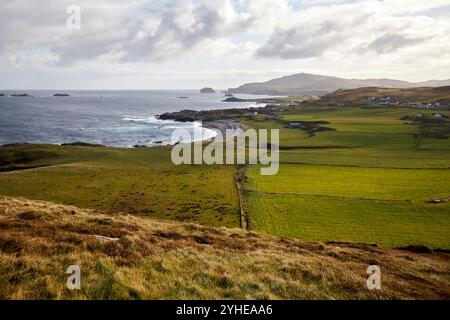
[
  {"left": 1, "top": 0, "right": 450, "bottom": 88},
  {"left": 0, "top": 0, "right": 139, "bottom": 63},
  {"left": 118, "top": 1, "right": 252, "bottom": 62},
  {"left": 365, "top": 34, "right": 430, "bottom": 54},
  {"left": 254, "top": 0, "right": 449, "bottom": 60},
  {"left": 1, "top": 0, "right": 448, "bottom": 64},
  {"left": 255, "top": 18, "right": 356, "bottom": 59},
  {"left": 0, "top": 0, "right": 251, "bottom": 65}
]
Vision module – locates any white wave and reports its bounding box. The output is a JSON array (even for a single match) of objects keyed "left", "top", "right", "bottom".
[
  {"left": 122, "top": 116, "right": 165, "bottom": 124},
  {"left": 122, "top": 116, "right": 217, "bottom": 145}
]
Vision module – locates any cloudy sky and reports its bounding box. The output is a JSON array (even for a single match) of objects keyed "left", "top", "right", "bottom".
[{"left": 1, "top": 0, "right": 450, "bottom": 90}]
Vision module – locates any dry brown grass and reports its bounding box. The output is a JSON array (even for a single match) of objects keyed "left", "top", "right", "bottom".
[{"left": 0, "top": 196, "right": 449, "bottom": 300}]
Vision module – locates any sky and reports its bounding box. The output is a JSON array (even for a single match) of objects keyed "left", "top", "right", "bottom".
[{"left": 1, "top": 0, "right": 450, "bottom": 90}]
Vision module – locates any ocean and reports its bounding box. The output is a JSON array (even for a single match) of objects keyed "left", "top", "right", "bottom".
[{"left": 0, "top": 90, "right": 265, "bottom": 147}]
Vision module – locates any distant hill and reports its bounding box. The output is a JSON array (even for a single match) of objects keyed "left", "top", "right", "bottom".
[
  {"left": 320, "top": 86, "right": 450, "bottom": 104},
  {"left": 416, "top": 80, "right": 450, "bottom": 87},
  {"left": 228, "top": 73, "right": 450, "bottom": 96}
]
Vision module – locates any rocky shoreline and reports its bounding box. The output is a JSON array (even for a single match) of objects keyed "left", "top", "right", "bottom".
[
  {"left": 222, "top": 96, "right": 285, "bottom": 103},
  {"left": 157, "top": 103, "right": 283, "bottom": 122}
]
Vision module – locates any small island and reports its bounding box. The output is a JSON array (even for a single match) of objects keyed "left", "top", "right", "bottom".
[
  {"left": 200, "top": 87, "right": 215, "bottom": 93},
  {"left": 53, "top": 93, "right": 70, "bottom": 97},
  {"left": 11, "top": 93, "right": 31, "bottom": 97}
]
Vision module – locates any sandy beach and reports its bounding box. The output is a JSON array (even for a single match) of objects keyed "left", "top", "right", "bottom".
[{"left": 202, "top": 120, "right": 248, "bottom": 138}]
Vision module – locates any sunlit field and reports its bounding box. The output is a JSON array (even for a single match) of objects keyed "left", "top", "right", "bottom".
[{"left": 245, "top": 106, "right": 450, "bottom": 248}]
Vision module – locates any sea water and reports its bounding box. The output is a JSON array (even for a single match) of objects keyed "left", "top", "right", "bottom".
[{"left": 0, "top": 90, "right": 265, "bottom": 147}]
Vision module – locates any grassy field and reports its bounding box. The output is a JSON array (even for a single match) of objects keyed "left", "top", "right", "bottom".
[
  {"left": 0, "top": 104, "right": 449, "bottom": 300},
  {"left": 244, "top": 106, "right": 450, "bottom": 248},
  {"left": 0, "top": 105, "right": 449, "bottom": 250},
  {"left": 0, "top": 144, "right": 240, "bottom": 228},
  {"left": 1, "top": 196, "right": 448, "bottom": 299}
]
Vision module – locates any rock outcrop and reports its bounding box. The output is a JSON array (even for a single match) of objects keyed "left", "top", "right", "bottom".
[{"left": 200, "top": 87, "right": 216, "bottom": 93}]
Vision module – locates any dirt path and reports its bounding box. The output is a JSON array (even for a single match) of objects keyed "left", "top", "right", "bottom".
[{"left": 236, "top": 165, "right": 249, "bottom": 230}]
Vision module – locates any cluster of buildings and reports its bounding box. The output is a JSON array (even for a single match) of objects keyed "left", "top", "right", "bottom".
[
  {"left": 370, "top": 96, "right": 403, "bottom": 105},
  {"left": 403, "top": 102, "right": 448, "bottom": 109},
  {"left": 368, "top": 96, "right": 448, "bottom": 108},
  {"left": 242, "top": 105, "right": 284, "bottom": 119}
]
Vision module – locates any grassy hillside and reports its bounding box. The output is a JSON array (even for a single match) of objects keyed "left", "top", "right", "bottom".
[
  {"left": 244, "top": 106, "right": 450, "bottom": 248},
  {"left": 320, "top": 86, "right": 450, "bottom": 104},
  {"left": 0, "top": 144, "right": 240, "bottom": 228},
  {"left": 1, "top": 196, "right": 449, "bottom": 300}
]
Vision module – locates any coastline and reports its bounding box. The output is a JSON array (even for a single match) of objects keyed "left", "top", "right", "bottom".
[
  {"left": 0, "top": 119, "right": 247, "bottom": 149},
  {"left": 2, "top": 94, "right": 278, "bottom": 148},
  {"left": 202, "top": 120, "right": 248, "bottom": 138},
  {"left": 0, "top": 90, "right": 278, "bottom": 150}
]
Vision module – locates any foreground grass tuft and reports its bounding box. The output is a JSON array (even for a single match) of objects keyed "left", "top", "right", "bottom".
[{"left": 0, "top": 196, "right": 449, "bottom": 300}]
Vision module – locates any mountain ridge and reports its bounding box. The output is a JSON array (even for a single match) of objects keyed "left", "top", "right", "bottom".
[{"left": 228, "top": 73, "right": 450, "bottom": 96}]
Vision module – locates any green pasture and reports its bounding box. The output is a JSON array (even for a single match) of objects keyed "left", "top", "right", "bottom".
[
  {"left": 1, "top": 105, "right": 449, "bottom": 248},
  {"left": 0, "top": 144, "right": 240, "bottom": 228},
  {"left": 244, "top": 106, "right": 450, "bottom": 248}
]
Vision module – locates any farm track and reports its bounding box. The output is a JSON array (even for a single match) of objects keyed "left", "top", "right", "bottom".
[{"left": 236, "top": 165, "right": 249, "bottom": 230}]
